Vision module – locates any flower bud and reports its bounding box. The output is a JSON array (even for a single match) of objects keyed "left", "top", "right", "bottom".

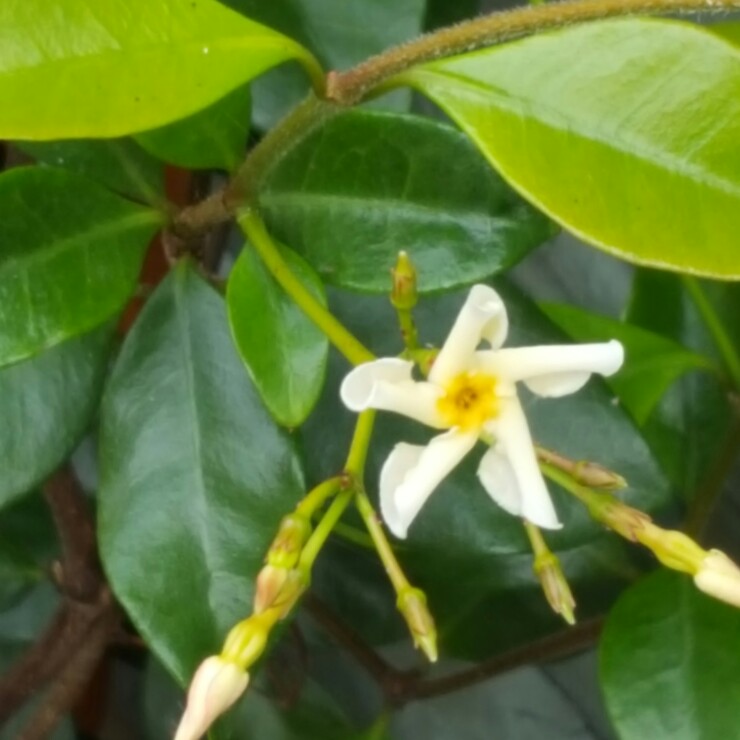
[
  {"left": 397, "top": 587, "right": 438, "bottom": 662},
  {"left": 221, "top": 615, "right": 270, "bottom": 670},
  {"left": 174, "top": 656, "right": 248, "bottom": 740},
  {"left": 533, "top": 551, "right": 576, "bottom": 625},
  {"left": 694, "top": 549, "right": 740, "bottom": 608},
  {"left": 635, "top": 523, "right": 706, "bottom": 574},
  {"left": 571, "top": 460, "right": 627, "bottom": 490},
  {"left": 253, "top": 565, "right": 307, "bottom": 618},
  {"left": 267, "top": 513, "right": 312, "bottom": 569},
  {"left": 390, "top": 251, "right": 418, "bottom": 310}
]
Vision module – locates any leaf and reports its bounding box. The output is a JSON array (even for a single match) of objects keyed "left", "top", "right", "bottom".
[
  {"left": 0, "top": 0, "right": 317, "bottom": 140},
  {"left": 301, "top": 283, "right": 674, "bottom": 657},
  {"left": 135, "top": 84, "right": 252, "bottom": 171},
  {"left": 600, "top": 570, "right": 740, "bottom": 740},
  {"left": 227, "top": 241, "right": 328, "bottom": 428},
  {"left": 541, "top": 302, "right": 717, "bottom": 425},
  {"left": 0, "top": 324, "right": 112, "bottom": 509},
  {"left": 261, "top": 110, "right": 553, "bottom": 293},
  {"left": 99, "top": 261, "right": 304, "bottom": 684},
  {"left": 224, "top": 0, "right": 426, "bottom": 130},
  {"left": 0, "top": 167, "right": 162, "bottom": 366},
  {"left": 15, "top": 138, "right": 165, "bottom": 205},
  {"left": 710, "top": 21, "right": 740, "bottom": 46},
  {"left": 402, "top": 19, "right": 740, "bottom": 278}
]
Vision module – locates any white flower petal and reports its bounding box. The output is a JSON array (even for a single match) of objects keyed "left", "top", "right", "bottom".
[
  {"left": 380, "top": 430, "right": 478, "bottom": 539},
  {"left": 475, "top": 340, "right": 624, "bottom": 397},
  {"left": 484, "top": 399, "right": 562, "bottom": 529},
  {"left": 429, "top": 285, "right": 508, "bottom": 385},
  {"left": 340, "top": 358, "right": 446, "bottom": 428}
]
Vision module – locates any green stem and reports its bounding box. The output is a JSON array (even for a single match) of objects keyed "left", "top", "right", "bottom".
[
  {"left": 355, "top": 488, "right": 412, "bottom": 594},
  {"left": 240, "top": 210, "right": 375, "bottom": 366},
  {"left": 345, "top": 411, "right": 377, "bottom": 474},
  {"left": 326, "top": 0, "right": 740, "bottom": 105},
  {"left": 299, "top": 489, "right": 354, "bottom": 571},
  {"left": 683, "top": 276, "right": 740, "bottom": 390},
  {"left": 296, "top": 477, "right": 342, "bottom": 519},
  {"left": 539, "top": 461, "right": 593, "bottom": 507}
]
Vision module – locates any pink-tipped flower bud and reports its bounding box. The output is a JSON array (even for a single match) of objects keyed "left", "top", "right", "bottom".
[{"left": 174, "top": 656, "right": 248, "bottom": 740}]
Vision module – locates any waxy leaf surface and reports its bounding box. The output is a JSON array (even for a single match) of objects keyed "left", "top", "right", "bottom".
[
  {"left": 0, "top": 0, "right": 314, "bottom": 139},
  {"left": 99, "top": 262, "right": 304, "bottom": 683},
  {"left": 404, "top": 19, "right": 740, "bottom": 278},
  {"left": 262, "top": 110, "right": 552, "bottom": 292},
  {"left": 600, "top": 570, "right": 740, "bottom": 740},
  {"left": 0, "top": 167, "right": 161, "bottom": 367},
  {"left": 228, "top": 241, "right": 328, "bottom": 428}
]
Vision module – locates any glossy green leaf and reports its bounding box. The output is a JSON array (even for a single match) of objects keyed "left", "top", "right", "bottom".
[
  {"left": 261, "top": 110, "right": 552, "bottom": 292},
  {"left": 0, "top": 167, "right": 161, "bottom": 366},
  {"left": 542, "top": 302, "right": 716, "bottom": 424},
  {"left": 224, "top": 0, "right": 426, "bottom": 129},
  {"left": 403, "top": 19, "right": 740, "bottom": 278},
  {"left": 227, "top": 242, "right": 328, "bottom": 428},
  {"left": 710, "top": 21, "right": 740, "bottom": 46},
  {"left": 302, "top": 284, "right": 674, "bottom": 657},
  {"left": 0, "top": 0, "right": 317, "bottom": 139},
  {"left": 135, "top": 84, "right": 251, "bottom": 171},
  {"left": 99, "top": 261, "right": 304, "bottom": 683},
  {"left": 15, "top": 138, "right": 165, "bottom": 205},
  {"left": 0, "top": 325, "right": 112, "bottom": 508},
  {"left": 600, "top": 570, "right": 740, "bottom": 740}
]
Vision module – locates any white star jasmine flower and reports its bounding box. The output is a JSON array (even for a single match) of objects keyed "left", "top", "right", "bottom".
[{"left": 340, "top": 285, "right": 624, "bottom": 538}]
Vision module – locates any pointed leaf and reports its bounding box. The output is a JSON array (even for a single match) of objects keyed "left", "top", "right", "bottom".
[
  {"left": 261, "top": 110, "right": 552, "bottom": 292},
  {"left": 1, "top": 0, "right": 317, "bottom": 139},
  {"left": 542, "top": 302, "right": 717, "bottom": 424},
  {"left": 0, "top": 167, "right": 162, "bottom": 366},
  {"left": 600, "top": 570, "right": 740, "bottom": 740},
  {"left": 227, "top": 242, "right": 328, "bottom": 428},
  {"left": 403, "top": 19, "right": 740, "bottom": 278},
  {"left": 0, "top": 325, "right": 112, "bottom": 508},
  {"left": 135, "top": 85, "right": 252, "bottom": 171},
  {"left": 15, "top": 138, "right": 165, "bottom": 205},
  {"left": 99, "top": 262, "right": 304, "bottom": 682}
]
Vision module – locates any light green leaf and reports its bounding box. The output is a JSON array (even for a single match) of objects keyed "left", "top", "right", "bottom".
[
  {"left": 99, "top": 261, "right": 304, "bottom": 683},
  {"left": 0, "top": 167, "right": 162, "bottom": 366},
  {"left": 600, "top": 570, "right": 740, "bottom": 740},
  {"left": 135, "top": 84, "right": 252, "bottom": 171},
  {"left": 402, "top": 19, "right": 740, "bottom": 278},
  {"left": 1, "top": 0, "right": 318, "bottom": 139},
  {"left": 0, "top": 325, "right": 112, "bottom": 508},
  {"left": 261, "top": 110, "right": 553, "bottom": 292},
  {"left": 227, "top": 241, "right": 328, "bottom": 428},
  {"left": 15, "top": 138, "right": 165, "bottom": 205},
  {"left": 542, "top": 302, "right": 717, "bottom": 425}
]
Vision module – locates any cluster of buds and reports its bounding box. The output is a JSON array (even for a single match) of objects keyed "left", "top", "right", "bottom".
[{"left": 174, "top": 513, "right": 313, "bottom": 740}]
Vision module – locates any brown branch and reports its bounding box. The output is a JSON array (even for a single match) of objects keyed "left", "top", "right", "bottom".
[{"left": 306, "top": 592, "right": 602, "bottom": 708}]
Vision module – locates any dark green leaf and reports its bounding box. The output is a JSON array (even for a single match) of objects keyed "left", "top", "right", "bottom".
[
  {"left": 542, "top": 302, "right": 716, "bottom": 425},
  {"left": 227, "top": 242, "right": 328, "bottom": 428},
  {"left": 224, "top": 0, "right": 426, "bottom": 129},
  {"left": 0, "top": 167, "right": 161, "bottom": 366},
  {"left": 403, "top": 19, "right": 740, "bottom": 278},
  {"left": 15, "top": 138, "right": 165, "bottom": 205},
  {"left": 600, "top": 570, "right": 740, "bottom": 740},
  {"left": 0, "top": 325, "right": 112, "bottom": 508},
  {"left": 0, "top": 0, "right": 317, "bottom": 139},
  {"left": 262, "top": 110, "right": 552, "bottom": 293},
  {"left": 302, "top": 284, "right": 673, "bottom": 656},
  {"left": 99, "top": 261, "right": 305, "bottom": 684},
  {"left": 135, "top": 85, "right": 252, "bottom": 171}
]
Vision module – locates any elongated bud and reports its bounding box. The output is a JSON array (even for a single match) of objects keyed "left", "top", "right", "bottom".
[
  {"left": 537, "top": 448, "right": 626, "bottom": 490},
  {"left": 694, "top": 550, "right": 740, "bottom": 608},
  {"left": 533, "top": 551, "right": 576, "bottom": 625},
  {"left": 635, "top": 523, "right": 707, "bottom": 574},
  {"left": 397, "top": 587, "right": 438, "bottom": 662},
  {"left": 390, "top": 251, "right": 418, "bottom": 310},
  {"left": 221, "top": 615, "right": 270, "bottom": 670},
  {"left": 253, "top": 565, "right": 308, "bottom": 618},
  {"left": 174, "top": 656, "right": 248, "bottom": 740},
  {"left": 267, "top": 513, "right": 312, "bottom": 569},
  {"left": 586, "top": 494, "right": 651, "bottom": 542}
]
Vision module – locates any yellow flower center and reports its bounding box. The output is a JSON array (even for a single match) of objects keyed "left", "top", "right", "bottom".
[{"left": 437, "top": 372, "right": 498, "bottom": 430}]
